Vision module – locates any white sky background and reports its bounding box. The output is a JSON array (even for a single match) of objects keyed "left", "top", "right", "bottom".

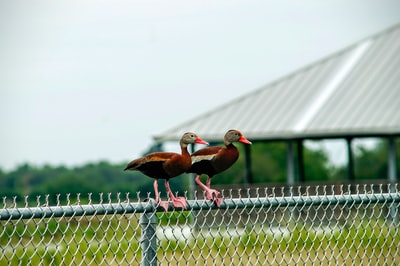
[{"left": 1, "top": 0, "right": 400, "bottom": 171}]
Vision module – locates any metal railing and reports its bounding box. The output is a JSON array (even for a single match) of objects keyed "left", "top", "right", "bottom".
[{"left": 1, "top": 183, "right": 399, "bottom": 265}]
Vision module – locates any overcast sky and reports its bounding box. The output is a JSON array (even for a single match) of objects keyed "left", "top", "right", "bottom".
[{"left": 1, "top": 0, "right": 400, "bottom": 171}]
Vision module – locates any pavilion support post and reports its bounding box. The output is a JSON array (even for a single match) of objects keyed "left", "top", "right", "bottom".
[
  {"left": 297, "top": 139, "right": 305, "bottom": 183},
  {"left": 387, "top": 136, "right": 398, "bottom": 225},
  {"left": 388, "top": 136, "right": 397, "bottom": 183},
  {"left": 287, "top": 140, "right": 295, "bottom": 185},
  {"left": 346, "top": 137, "right": 355, "bottom": 182},
  {"left": 244, "top": 144, "right": 253, "bottom": 185}
]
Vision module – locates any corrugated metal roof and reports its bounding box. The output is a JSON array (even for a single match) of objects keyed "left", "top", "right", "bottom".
[{"left": 154, "top": 24, "right": 400, "bottom": 143}]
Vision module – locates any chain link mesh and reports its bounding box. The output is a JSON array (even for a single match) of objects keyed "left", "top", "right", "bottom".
[{"left": 1, "top": 183, "right": 399, "bottom": 265}]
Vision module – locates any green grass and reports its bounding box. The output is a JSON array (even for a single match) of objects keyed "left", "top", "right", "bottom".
[
  {"left": 159, "top": 220, "right": 399, "bottom": 265},
  {"left": 1, "top": 214, "right": 399, "bottom": 265}
]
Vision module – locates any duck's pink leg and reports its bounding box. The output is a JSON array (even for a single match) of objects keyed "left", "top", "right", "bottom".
[
  {"left": 153, "top": 179, "right": 169, "bottom": 212},
  {"left": 195, "top": 175, "right": 223, "bottom": 207},
  {"left": 165, "top": 180, "right": 187, "bottom": 209}
]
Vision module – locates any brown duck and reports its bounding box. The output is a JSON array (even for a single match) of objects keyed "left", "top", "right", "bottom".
[
  {"left": 188, "top": 129, "right": 251, "bottom": 207},
  {"left": 124, "top": 132, "right": 208, "bottom": 211}
]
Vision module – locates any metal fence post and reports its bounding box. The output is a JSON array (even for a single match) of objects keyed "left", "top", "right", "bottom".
[{"left": 140, "top": 211, "right": 157, "bottom": 266}]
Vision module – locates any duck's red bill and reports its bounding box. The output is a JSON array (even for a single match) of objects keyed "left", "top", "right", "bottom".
[
  {"left": 239, "top": 136, "right": 252, "bottom": 144},
  {"left": 195, "top": 138, "right": 209, "bottom": 145}
]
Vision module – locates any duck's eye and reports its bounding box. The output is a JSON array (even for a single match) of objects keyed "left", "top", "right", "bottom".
[{"left": 191, "top": 134, "right": 194, "bottom": 138}]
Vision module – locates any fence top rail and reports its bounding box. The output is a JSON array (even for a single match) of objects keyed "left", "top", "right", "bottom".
[{"left": 1, "top": 183, "right": 399, "bottom": 220}]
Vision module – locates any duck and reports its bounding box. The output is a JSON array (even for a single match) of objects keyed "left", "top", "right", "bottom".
[
  {"left": 124, "top": 132, "right": 208, "bottom": 211},
  {"left": 188, "top": 129, "right": 251, "bottom": 207}
]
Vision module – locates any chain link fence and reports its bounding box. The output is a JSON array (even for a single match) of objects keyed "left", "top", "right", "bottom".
[{"left": 1, "top": 183, "right": 399, "bottom": 265}]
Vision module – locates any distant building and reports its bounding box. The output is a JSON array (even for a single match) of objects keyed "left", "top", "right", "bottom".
[{"left": 154, "top": 24, "right": 400, "bottom": 185}]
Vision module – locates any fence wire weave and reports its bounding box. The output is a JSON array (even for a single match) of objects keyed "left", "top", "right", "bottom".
[{"left": 1, "top": 183, "right": 399, "bottom": 265}]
